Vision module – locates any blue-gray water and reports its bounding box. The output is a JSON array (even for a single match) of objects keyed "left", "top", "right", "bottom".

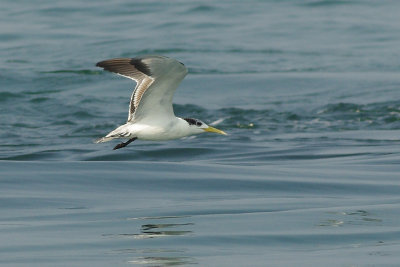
[{"left": 1, "top": 0, "right": 400, "bottom": 266}]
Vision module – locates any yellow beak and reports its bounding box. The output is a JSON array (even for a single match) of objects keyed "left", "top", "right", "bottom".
[{"left": 204, "top": 126, "right": 227, "bottom": 135}]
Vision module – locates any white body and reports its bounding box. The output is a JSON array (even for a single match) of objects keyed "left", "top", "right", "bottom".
[{"left": 104, "top": 117, "right": 203, "bottom": 141}]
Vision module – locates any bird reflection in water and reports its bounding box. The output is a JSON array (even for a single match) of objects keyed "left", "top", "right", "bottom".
[
  {"left": 140, "top": 223, "right": 194, "bottom": 238},
  {"left": 106, "top": 216, "right": 196, "bottom": 265}
]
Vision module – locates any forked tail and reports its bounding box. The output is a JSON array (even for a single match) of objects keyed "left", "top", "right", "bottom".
[
  {"left": 94, "top": 134, "right": 137, "bottom": 150},
  {"left": 94, "top": 136, "right": 115, "bottom": 143}
]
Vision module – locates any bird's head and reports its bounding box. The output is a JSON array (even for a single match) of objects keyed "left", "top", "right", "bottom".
[{"left": 183, "top": 118, "right": 227, "bottom": 136}]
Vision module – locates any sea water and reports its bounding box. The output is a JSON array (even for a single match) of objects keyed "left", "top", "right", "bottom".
[{"left": 1, "top": 0, "right": 400, "bottom": 266}]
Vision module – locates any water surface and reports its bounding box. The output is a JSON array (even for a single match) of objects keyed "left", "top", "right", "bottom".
[{"left": 1, "top": 0, "right": 400, "bottom": 266}]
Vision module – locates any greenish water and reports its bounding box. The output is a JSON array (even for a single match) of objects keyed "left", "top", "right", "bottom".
[{"left": 1, "top": 0, "right": 400, "bottom": 266}]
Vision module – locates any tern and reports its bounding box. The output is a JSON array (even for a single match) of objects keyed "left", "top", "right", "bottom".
[{"left": 95, "top": 55, "right": 227, "bottom": 150}]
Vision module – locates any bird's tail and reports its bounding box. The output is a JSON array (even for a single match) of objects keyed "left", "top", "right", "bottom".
[
  {"left": 94, "top": 136, "right": 115, "bottom": 143},
  {"left": 94, "top": 124, "right": 131, "bottom": 144}
]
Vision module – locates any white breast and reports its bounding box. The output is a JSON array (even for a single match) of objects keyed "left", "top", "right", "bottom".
[{"left": 130, "top": 117, "right": 192, "bottom": 141}]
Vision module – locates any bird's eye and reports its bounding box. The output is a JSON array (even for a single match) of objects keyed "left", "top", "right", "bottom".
[{"left": 196, "top": 122, "right": 202, "bottom": 126}]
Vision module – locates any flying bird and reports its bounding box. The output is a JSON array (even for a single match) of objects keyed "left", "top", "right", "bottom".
[{"left": 95, "top": 55, "right": 227, "bottom": 150}]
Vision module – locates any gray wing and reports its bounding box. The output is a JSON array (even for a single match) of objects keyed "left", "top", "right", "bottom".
[{"left": 96, "top": 55, "right": 187, "bottom": 122}]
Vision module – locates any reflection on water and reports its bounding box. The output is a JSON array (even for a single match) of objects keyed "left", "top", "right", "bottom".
[
  {"left": 127, "top": 216, "right": 192, "bottom": 220},
  {"left": 318, "top": 210, "right": 383, "bottom": 227},
  {"left": 128, "top": 256, "right": 196, "bottom": 266},
  {"left": 110, "top": 248, "right": 187, "bottom": 254},
  {"left": 140, "top": 223, "right": 194, "bottom": 237},
  {"left": 110, "top": 222, "right": 194, "bottom": 240},
  {"left": 107, "top": 216, "right": 196, "bottom": 266},
  {"left": 110, "top": 248, "right": 196, "bottom": 266}
]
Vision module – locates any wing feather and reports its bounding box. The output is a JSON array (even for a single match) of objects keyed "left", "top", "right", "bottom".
[
  {"left": 96, "top": 58, "right": 154, "bottom": 121},
  {"left": 96, "top": 56, "right": 187, "bottom": 122}
]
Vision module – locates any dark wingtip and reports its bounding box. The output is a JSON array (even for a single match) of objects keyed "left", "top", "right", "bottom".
[
  {"left": 130, "top": 58, "right": 152, "bottom": 76},
  {"left": 95, "top": 57, "right": 152, "bottom": 76},
  {"left": 95, "top": 60, "right": 107, "bottom": 68}
]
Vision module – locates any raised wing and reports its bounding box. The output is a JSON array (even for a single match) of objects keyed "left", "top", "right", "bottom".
[
  {"left": 96, "top": 57, "right": 154, "bottom": 122},
  {"left": 96, "top": 55, "right": 188, "bottom": 122}
]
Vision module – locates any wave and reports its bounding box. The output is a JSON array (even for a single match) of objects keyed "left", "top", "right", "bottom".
[
  {"left": 41, "top": 69, "right": 102, "bottom": 75},
  {"left": 301, "top": 0, "right": 358, "bottom": 8},
  {"left": 0, "top": 92, "right": 21, "bottom": 102}
]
